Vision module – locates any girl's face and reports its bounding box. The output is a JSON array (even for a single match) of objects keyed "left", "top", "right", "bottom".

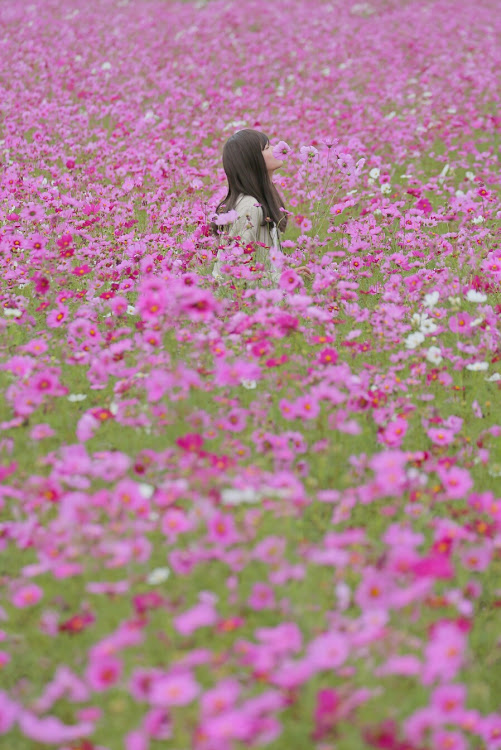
[{"left": 262, "top": 141, "right": 283, "bottom": 173}]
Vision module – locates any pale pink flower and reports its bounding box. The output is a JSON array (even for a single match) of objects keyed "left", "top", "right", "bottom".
[
  {"left": 247, "top": 582, "right": 275, "bottom": 610},
  {"left": 432, "top": 729, "right": 467, "bottom": 750},
  {"left": 437, "top": 466, "right": 473, "bottom": 499},
  {"left": 12, "top": 584, "right": 43, "bottom": 608},
  {"left": 150, "top": 672, "right": 200, "bottom": 707},
  {"left": 0, "top": 691, "right": 18, "bottom": 733},
  {"left": 85, "top": 656, "right": 122, "bottom": 691},
  {"left": 427, "top": 427, "right": 455, "bottom": 446},
  {"left": 173, "top": 600, "right": 218, "bottom": 636},
  {"left": 307, "top": 631, "right": 349, "bottom": 670},
  {"left": 201, "top": 679, "right": 240, "bottom": 717}
]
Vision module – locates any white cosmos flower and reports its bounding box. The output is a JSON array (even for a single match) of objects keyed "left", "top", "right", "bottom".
[
  {"left": 369, "top": 168, "right": 380, "bottom": 179},
  {"left": 221, "top": 488, "right": 260, "bottom": 505},
  {"left": 405, "top": 332, "right": 425, "bottom": 349},
  {"left": 426, "top": 346, "right": 443, "bottom": 365},
  {"left": 472, "top": 216, "right": 484, "bottom": 225},
  {"left": 126, "top": 305, "right": 136, "bottom": 315},
  {"left": 466, "top": 362, "right": 489, "bottom": 371},
  {"left": 486, "top": 373, "right": 501, "bottom": 382},
  {"left": 412, "top": 312, "right": 437, "bottom": 334},
  {"left": 4, "top": 308, "right": 22, "bottom": 318},
  {"left": 146, "top": 567, "right": 171, "bottom": 585},
  {"left": 68, "top": 394, "right": 87, "bottom": 402},
  {"left": 139, "top": 483, "right": 155, "bottom": 499},
  {"left": 471, "top": 317, "right": 483, "bottom": 327},
  {"left": 420, "top": 319, "right": 438, "bottom": 334},
  {"left": 241, "top": 379, "right": 257, "bottom": 390},
  {"left": 466, "top": 171, "right": 475, "bottom": 181},
  {"left": 380, "top": 183, "right": 391, "bottom": 194},
  {"left": 423, "top": 291, "right": 439, "bottom": 308},
  {"left": 466, "top": 290, "right": 487, "bottom": 303}
]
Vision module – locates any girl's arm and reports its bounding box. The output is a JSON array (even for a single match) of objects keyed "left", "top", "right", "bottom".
[{"left": 229, "top": 203, "right": 263, "bottom": 246}]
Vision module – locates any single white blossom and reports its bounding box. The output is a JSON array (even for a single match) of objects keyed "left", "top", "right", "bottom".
[
  {"left": 68, "top": 394, "right": 87, "bottom": 402},
  {"left": 405, "top": 331, "right": 425, "bottom": 349},
  {"left": 221, "top": 488, "right": 260, "bottom": 505},
  {"left": 466, "top": 290, "right": 487, "bottom": 303},
  {"left": 146, "top": 567, "right": 171, "bottom": 585},
  {"left": 369, "top": 167, "right": 380, "bottom": 179},
  {"left": 241, "top": 379, "right": 257, "bottom": 390},
  {"left": 466, "top": 362, "right": 489, "bottom": 371},
  {"left": 423, "top": 291, "right": 440, "bottom": 308},
  {"left": 426, "top": 346, "right": 443, "bottom": 365}
]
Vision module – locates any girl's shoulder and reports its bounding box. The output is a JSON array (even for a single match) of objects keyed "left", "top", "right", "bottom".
[{"left": 236, "top": 194, "right": 263, "bottom": 213}]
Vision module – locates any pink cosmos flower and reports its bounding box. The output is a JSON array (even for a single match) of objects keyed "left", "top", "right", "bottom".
[
  {"left": 428, "top": 427, "right": 455, "bottom": 446},
  {"left": 307, "top": 631, "right": 349, "bottom": 670},
  {"left": 161, "top": 508, "right": 193, "bottom": 542},
  {"left": 0, "top": 691, "right": 19, "bottom": 733},
  {"left": 461, "top": 545, "right": 492, "bottom": 571},
  {"left": 294, "top": 394, "right": 320, "bottom": 419},
  {"left": 199, "top": 708, "right": 254, "bottom": 742},
  {"left": 46, "top": 306, "right": 69, "bottom": 328},
  {"left": 207, "top": 512, "right": 239, "bottom": 546},
  {"left": 142, "top": 707, "right": 172, "bottom": 740},
  {"left": 212, "top": 209, "right": 239, "bottom": 226},
  {"left": 437, "top": 466, "right": 473, "bottom": 499},
  {"left": 279, "top": 269, "right": 301, "bottom": 291},
  {"left": 253, "top": 536, "right": 287, "bottom": 564},
  {"left": 318, "top": 347, "right": 338, "bottom": 365},
  {"left": 214, "top": 358, "right": 261, "bottom": 387},
  {"left": 255, "top": 622, "right": 302, "bottom": 655},
  {"left": 313, "top": 688, "right": 339, "bottom": 740},
  {"left": 376, "top": 655, "right": 422, "bottom": 677},
  {"left": 129, "top": 668, "right": 164, "bottom": 701},
  {"left": 201, "top": 679, "right": 240, "bottom": 717},
  {"left": 30, "top": 423, "right": 56, "bottom": 440},
  {"left": 423, "top": 623, "right": 466, "bottom": 684},
  {"left": 85, "top": 655, "right": 122, "bottom": 691},
  {"left": 449, "top": 312, "right": 473, "bottom": 335},
  {"left": 479, "top": 714, "right": 501, "bottom": 749},
  {"left": 247, "top": 583, "right": 275, "bottom": 610},
  {"left": 76, "top": 412, "right": 100, "bottom": 442},
  {"left": 380, "top": 417, "right": 408, "bottom": 447},
  {"left": 355, "top": 570, "right": 390, "bottom": 611},
  {"left": 150, "top": 672, "right": 200, "bottom": 707},
  {"left": 431, "top": 684, "right": 466, "bottom": 720},
  {"left": 18, "top": 712, "right": 94, "bottom": 744},
  {"left": 279, "top": 398, "right": 298, "bottom": 420},
  {"left": 369, "top": 450, "right": 407, "bottom": 494},
  {"left": 272, "top": 140, "right": 291, "bottom": 159},
  {"left": 12, "top": 584, "right": 43, "bottom": 608},
  {"left": 173, "top": 599, "right": 218, "bottom": 636},
  {"left": 432, "top": 729, "right": 467, "bottom": 750},
  {"left": 125, "top": 729, "right": 149, "bottom": 750},
  {"left": 72, "top": 264, "right": 91, "bottom": 276},
  {"left": 299, "top": 145, "right": 319, "bottom": 162}
]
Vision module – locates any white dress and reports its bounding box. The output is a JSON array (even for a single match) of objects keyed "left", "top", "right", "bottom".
[{"left": 212, "top": 194, "right": 282, "bottom": 285}]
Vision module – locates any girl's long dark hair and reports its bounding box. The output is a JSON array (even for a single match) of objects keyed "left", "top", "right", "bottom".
[{"left": 210, "top": 129, "right": 288, "bottom": 236}]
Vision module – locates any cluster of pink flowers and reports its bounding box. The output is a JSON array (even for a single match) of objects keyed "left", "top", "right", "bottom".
[{"left": 0, "top": 0, "right": 501, "bottom": 748}]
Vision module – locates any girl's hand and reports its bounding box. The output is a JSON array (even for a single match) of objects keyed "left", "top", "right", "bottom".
[{"left": 295, "top": 265, "right": 312, "bottom": 277}]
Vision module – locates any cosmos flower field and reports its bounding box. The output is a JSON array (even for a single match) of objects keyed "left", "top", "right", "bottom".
[{"left": 1, "top": 0, "right": 501, "bottom": 748}]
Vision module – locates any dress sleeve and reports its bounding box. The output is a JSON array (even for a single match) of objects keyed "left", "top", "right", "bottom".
[{"left": 229, "top": 202, "right": 264, "bottom": 246}]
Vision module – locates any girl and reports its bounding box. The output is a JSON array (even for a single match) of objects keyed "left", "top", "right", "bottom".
[{"left": 211, "top": 129, "right": 309, "bottom": 284}]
